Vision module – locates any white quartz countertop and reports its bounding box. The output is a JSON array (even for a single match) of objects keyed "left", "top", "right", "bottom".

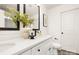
[{"left": 0, "top": 35, "right": 53, "bottom": 55}]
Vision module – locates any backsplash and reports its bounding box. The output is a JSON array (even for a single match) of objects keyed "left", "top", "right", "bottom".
[{"left": 0, "top": 31, "right": 21, "bottom": 41}]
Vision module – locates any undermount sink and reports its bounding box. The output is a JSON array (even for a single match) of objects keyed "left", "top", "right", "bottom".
[{"left": 0, "top": 43, "right": 15, "bottom": 52}]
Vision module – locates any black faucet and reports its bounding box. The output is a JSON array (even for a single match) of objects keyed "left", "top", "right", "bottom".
[{"left": 29, "top": 32, "right": 35, "bottom": 39}]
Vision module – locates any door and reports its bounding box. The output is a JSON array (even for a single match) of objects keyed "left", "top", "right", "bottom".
[{"left": 61, "top": 9, "right": 79, "bottom": 53}]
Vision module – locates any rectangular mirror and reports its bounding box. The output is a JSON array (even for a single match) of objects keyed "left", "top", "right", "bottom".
[
  {"left": 24, "top": 4, "right": 40, "bottom": 30},
  {"left": 0, "top": 4, "right": 20, "bottom": 30}
]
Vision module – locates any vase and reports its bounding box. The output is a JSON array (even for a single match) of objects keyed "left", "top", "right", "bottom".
[{"left": 20, "top": 27, "right": 32, "bottom": 39}]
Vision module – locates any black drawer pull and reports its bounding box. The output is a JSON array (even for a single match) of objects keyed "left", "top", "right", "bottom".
[
  {"left": 38, "top": 49, "right": 40, "bottom": 52},
  {"left": 54, "top": 38, "right": 58, "bottom": 40}
]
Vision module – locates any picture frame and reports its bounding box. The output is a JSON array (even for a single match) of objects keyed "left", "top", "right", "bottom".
[{"left": 43, "top": 13, "right": 48, "bottom": 27}]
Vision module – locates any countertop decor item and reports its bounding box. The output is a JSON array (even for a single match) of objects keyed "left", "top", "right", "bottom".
[
  {"left": 5, "top": 7, "right": 34, "bottom": 28},
  {"left": 20, "top": 27, "right": 32, "bottom": 39},
  {"left": 5, "top": 7, "right": 34, "bottom": 39}
]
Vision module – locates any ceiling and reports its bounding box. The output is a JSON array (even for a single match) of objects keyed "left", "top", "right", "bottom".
[{"left": 43, "top": 4, "right": 60, "bottom": 9}]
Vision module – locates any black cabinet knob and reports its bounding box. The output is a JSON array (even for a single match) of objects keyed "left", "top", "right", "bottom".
[
  {"left": 61, "top": 32, "right": 64, "bottom": 34},
  {"left": 38, "top": 49, "right": 40, "bottom": 52},
  {"left": 54, "top": 38, "right": 58, "bottom": 40}
]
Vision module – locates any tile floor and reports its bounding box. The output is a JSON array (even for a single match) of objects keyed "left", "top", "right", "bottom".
[{"left": 58, "top": 50, "right": 79, "bottom": 55}]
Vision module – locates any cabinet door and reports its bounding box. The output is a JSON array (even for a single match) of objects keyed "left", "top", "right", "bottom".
[
  {"left": 31, "top": 45, "right": 43, "bottom": 55},
  {"left": 61, "top": 9, "right": 79, "bottom": 53},
  {"left": 44, "top": 42, "right": 54, "bottom": 55},
  {"left": 32, "top": 38, "right": 54, "bottom": 55}
]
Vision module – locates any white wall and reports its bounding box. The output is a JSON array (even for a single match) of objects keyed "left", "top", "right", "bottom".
[
  {"left": 47, "top": 4, "right": 79, "bottom": 35},
  {"left": 47, "top": 4, "right": 79, "bottom": 52},
  {"left": 40, "top": 5, "right": 48, "bottom": 35}
]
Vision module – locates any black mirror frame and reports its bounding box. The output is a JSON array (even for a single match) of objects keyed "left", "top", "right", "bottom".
[
  {"left": 23, "top": 4, "right": 40, "bottom": 36},
  {"left": 0, "top": 4, "right": 20, "bottom": 31},
  {"left": 32, "top": 6, "right": 40, "bottom": 36}
]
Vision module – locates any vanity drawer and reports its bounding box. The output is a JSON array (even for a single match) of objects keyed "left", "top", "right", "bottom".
[
  {"left": 16, "top": 37, "right": 53, "bottom": 55},
  {"left": 31, "top": 38, "right": 53, "bottom": 55}
]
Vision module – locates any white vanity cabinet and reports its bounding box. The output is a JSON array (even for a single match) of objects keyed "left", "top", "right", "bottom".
[
  {"left": 31, "top": 38, "right": 53, "bottom": 55},
  {"left": 0, "top": 35, "right": 59, "bottom": 55},
  {"left": 16, "top": 36, "right": 57, "bottom": 55}
]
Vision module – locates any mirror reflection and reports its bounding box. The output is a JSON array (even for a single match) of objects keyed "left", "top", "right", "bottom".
[
  {"left": 0, "top": 4, "right": 17, "bottom": 28},
  {"left": 25, "top": 4, "right": 39, "bottom": 29}
]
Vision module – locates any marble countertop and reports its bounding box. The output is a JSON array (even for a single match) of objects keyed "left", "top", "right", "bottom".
[{"left": 0, "top": 35, "right": 53, "bottom": 55}]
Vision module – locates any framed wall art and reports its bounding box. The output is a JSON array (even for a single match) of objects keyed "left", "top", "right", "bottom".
[{"left": 43, "top": 13, "right": 48, "bottom": 27}]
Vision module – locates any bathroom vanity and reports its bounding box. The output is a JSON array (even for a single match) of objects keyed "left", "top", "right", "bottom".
[
  {"left": 0, "top": 35, "right": 60, "bottom": 55},
  {"left": 16, "top": 35, "right": 53, "bottom": 55}
]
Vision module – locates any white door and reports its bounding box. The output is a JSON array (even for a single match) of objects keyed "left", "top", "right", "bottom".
[{"left": 61, "top": 9, "right": 79, "bottom": 53}]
